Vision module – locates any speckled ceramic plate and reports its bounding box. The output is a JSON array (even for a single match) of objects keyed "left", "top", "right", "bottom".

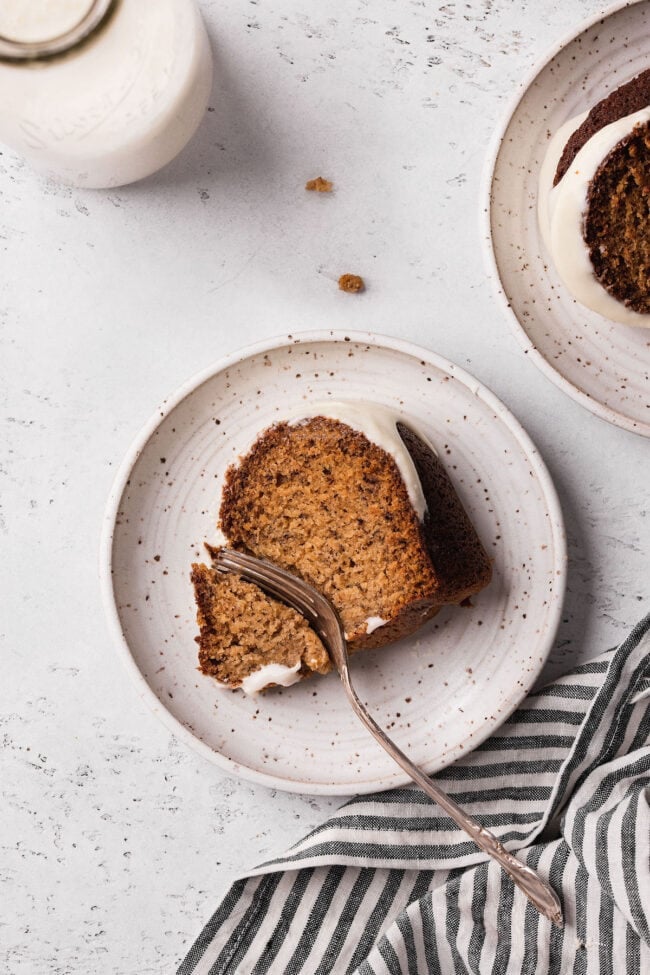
[
  {"left": 101, "top": 331, "right": 566, "bottom": 795},
  {"left": 486, "top": 0, "right": 650, "bottom": 437}
]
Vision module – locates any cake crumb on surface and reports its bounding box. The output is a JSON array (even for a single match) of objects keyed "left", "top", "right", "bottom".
[
  {"left": 338, "top": 273, "right": 365, "bottom": 293},
  {"left": 305, "top": 176, "right": 333, "bottom": 192}
]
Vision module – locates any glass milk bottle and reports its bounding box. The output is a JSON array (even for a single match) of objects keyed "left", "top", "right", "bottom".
[{"left": 0, "top": 0, "right": 213, "bottom": 188}]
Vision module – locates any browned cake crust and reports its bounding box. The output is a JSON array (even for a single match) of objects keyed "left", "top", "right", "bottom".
[
  {"left": 554, "top": 68, "right": 650, "bottom": 185},
  {"left": 191, "top": 562, "right": 331, "bottom": 687},
  {"left": 396, "top": 423, "right": 493, "bottom": 603},
  {"left": 583, "top": 121, "right": 650, "bottom": 313},
  {"left": 218, "top": 417, "right": 491, "bottom": 655}
]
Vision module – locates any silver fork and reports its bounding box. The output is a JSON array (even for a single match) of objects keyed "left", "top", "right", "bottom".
[{"left": 214, "top": 547, "right": 564, "bottom": 927}]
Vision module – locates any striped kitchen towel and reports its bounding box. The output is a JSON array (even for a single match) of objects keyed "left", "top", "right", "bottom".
[{"left": 178, "top": 615, "right": 650, "bottom": 974}]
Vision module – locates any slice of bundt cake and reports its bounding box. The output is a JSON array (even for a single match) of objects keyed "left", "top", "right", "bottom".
[
  {"left": 539, "top": 68, "right": 650, "bottom": 326},
  {"left": 191, "top": 403, "right": 492, "bottom": 694}
]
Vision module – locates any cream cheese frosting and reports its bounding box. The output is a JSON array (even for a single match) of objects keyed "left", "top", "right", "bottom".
[
  {"left": 365, "top": 615, "right": 388, "bottom": 634},
  {"left": 240, "top": 661, "right": 302, "bottom": 695},
  {"left": 288, "top": 401, "right": 435, "bottom": 521},
  {"left": 539, "top": 107, "right": 650, "bottom": 328}
]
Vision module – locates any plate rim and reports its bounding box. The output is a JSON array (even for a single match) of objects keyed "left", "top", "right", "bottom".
[
  {"left": 100, "top": 328, "right": 567, "bottom": 795},
  {"left": 482, "top": 0, "right": 650, "bottom": 439}
]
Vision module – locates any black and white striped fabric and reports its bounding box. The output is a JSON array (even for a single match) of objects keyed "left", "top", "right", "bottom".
[{"left": 178, "top": 615, "right": 650, "bottom": 975}]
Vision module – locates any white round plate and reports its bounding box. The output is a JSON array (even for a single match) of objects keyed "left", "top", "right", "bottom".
[
  {"left": 486, "top": 0, "right": 650, "bottom": 437},
  {"left": 101, "top": 331, "right": 566, "bottom": 795}
]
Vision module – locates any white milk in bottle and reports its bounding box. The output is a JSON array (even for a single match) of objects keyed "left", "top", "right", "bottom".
[{"left": 0, "top": 0, "right": 213, "bottom": 187}]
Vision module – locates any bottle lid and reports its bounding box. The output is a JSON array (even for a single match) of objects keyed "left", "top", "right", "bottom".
[{"left": 0, "top": 0, "right": 114, "bottom": 62}]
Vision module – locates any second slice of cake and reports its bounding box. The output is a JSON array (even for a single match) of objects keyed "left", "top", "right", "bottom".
[{"left": 539, "top": 68, "right": 650, "bottom": 326}]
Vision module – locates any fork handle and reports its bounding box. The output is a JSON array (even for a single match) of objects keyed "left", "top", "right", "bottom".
[{"left": 343, "top": 676, "right": 563, "bottom": 927}]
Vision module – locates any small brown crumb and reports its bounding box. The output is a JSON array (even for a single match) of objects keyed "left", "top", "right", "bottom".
[
  {"left": 305, "top": 176, "right": 333, "bottom": 192},
  {"left": 338, "top": 273, "right": 365, "bottom": 293}
]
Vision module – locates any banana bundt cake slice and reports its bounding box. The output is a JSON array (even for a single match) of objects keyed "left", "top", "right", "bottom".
[{"left": 191, "top": 403, "right": 492, "bottom": 694}]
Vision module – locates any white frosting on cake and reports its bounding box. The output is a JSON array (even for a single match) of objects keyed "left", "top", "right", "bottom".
[
  {"left": 240, "top": 660, "right": 302, "bottom": 695},
  {"left": 539, "top": 106, "right": 650, "bottom": 328},
  {"left": 365, "top": 615, "right": 388, "bottom": 634},
  {"left": 288, "top": 401, "right": 436, "bottom": 521},
  {"left": 209, "top": 525, "right": 228, "bottom": 548}
]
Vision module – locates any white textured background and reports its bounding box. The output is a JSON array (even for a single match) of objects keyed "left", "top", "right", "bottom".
[{"left": 2, "top": 1, "right": 648, "bottom": 972}]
